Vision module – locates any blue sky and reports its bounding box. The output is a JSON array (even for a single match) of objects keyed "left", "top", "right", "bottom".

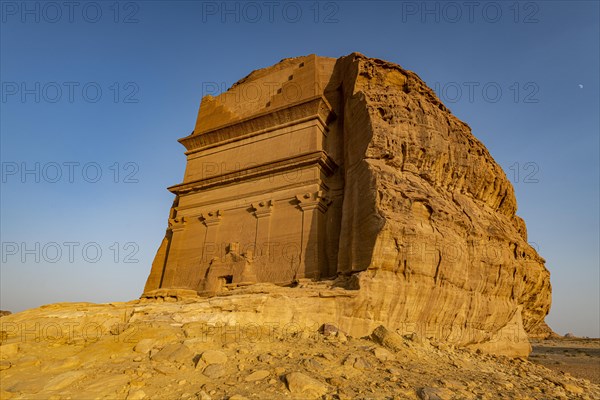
[{"left": 1, "top": 1, "right": 598, "bottom": 337}]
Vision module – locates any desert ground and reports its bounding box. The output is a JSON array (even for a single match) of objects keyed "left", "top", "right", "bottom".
[
  {"left": 1, "top": 303, "right": 598, "bottom": 400},
  {"left": 530, "top": 338, "right": 600, "bottom": 385}
]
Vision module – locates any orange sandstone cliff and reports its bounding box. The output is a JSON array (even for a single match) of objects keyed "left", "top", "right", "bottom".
[{"left": 143, "top": 53, "right": 552, "bottom": 356}]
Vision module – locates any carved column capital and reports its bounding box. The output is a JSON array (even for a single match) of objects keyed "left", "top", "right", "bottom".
[
  {"left": 251, "top": 199, "right": 274, "bottom": 219},
  {"left": 200, "top": 210, "right": 222, "bottom": 227},
  {"left": 295, "top": 191, "right": 332, "bottom": 213},
  {"left": 168, "top": 216, "right": 186, "bottom": 231}
]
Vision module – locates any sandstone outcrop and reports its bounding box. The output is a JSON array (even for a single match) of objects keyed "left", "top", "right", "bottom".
[
  {"left": 142, "top": 53, "right": 551, "bottom": 357},
  {"left": 528, "top": 321, "right": 560, "bottom": 339},
  {"left": 0, "top": 301, "right": 596, "bottom": 399}
]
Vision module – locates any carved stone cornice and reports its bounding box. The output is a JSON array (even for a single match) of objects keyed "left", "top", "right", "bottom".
[
  {"left": 199, "top": 210, "right": 222, "bottom": 227},
  {"left": 168, "top": 151, "right": 337, "bottom": 195},
  {"left": 296, "top": 191, "right": 333, "bottom": 213},
  {"left": 178, "top": 95, "right": 336, "bottom": 153}
]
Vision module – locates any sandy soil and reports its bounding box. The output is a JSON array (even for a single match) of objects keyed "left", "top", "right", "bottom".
[
  {"left": 530, "top": 338, "right": 600, "bottom": 385},
  {"left": 2, "top": 324, "right": 599, "bottom": 399}
]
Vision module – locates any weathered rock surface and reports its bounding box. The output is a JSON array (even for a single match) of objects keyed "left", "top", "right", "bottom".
[
  {"left": 528, "top": 321, "right": 561, "bottom": 339},
  {"left": 327, "top": 53, "right": 551, "bottom": 356},
  {"left": 0, "top": 302, "right": 596, "bottom": 399},
  {"left": 143, "top": 53, "right": 551, "bottom": 356},
  {"left": 285, "top": 371, "right": 329, "bottom": 397}
]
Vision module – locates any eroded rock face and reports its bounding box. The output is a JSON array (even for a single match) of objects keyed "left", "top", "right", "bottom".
[
  {"left": 324, "top": 54, "right": 552, "bottom": 355},
  {"left": 528, "top": 321, "right": 560, "bottom": 339},
  {"left": 143, "top": 53, "right": 551, "bottom": 356}
]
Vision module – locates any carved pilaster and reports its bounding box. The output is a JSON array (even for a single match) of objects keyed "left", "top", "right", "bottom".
[
  {"left": 199, "top": 210, "right": 222, "bottom": 265},
  {"left": 250, "top": 200, "right": 274, "bottom": 257},
  {"left": 161, "top": 216, "right": 187, "bottom": 288},
  {"left": 294, "top": 191, "right": 333, "bottom": 279}
]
